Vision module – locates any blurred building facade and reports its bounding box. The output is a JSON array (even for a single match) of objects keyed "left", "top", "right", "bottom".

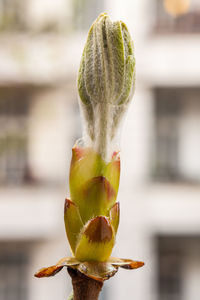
[{"left": 0, "top": 1, "right": 200, "bottom": 300}]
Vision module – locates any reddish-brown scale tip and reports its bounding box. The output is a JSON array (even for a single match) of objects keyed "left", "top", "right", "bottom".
[
  {"left": 72, "top": 147, "right": 85, "bottom": 161},
  {"left": 121, "top": 260, "right": 145, "bottom": 270},
  {"left": 34, "top": 265, "right": 63, "bottom": 278},
  {"left": 84, "top": 216, "right": 113, "bottom": 243},
  {"left": 112, "top": 151, "right": 120, "bottom": 160},
  {"left": 64, "top": 198, "right": 74, "bottom": 214}
]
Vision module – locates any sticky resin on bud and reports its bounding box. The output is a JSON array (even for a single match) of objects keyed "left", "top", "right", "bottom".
[{"left": 77, "top": 13, "right": 135, "bottom": 161}]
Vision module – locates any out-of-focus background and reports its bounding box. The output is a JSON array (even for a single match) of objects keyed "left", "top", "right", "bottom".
[{"left": 0, "top": 0, "right": 200, "bottom": 299}]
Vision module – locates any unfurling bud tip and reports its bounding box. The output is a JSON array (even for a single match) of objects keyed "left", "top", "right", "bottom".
[{"left": 77, "top": 13, "right": 135, "bottom": 160}]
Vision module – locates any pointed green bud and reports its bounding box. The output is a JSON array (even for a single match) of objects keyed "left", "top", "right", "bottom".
[
  {"left": 64, "top": 199, "right": 83, "bottom": 254},
  {"left": 78, "top": 13, "right": 135, "bottom": 107},
  {"left": 78, "top": 13, "right": 135, "bottom": 159},
  {"left": 75, "top": 216, "right": 115, "bottom": 262}
]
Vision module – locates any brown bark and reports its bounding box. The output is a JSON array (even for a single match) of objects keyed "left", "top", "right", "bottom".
[{"left": 67, "top": 267, "right": 103, "bottom": 300}]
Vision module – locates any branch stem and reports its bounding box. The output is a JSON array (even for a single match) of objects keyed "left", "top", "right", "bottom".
[{"left": 67, "top": 268, "right": 103, "bottom": 300}]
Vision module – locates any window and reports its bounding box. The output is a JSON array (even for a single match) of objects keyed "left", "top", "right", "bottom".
[
  {"left": 73, "top": 0, "right": 104, "bottom": 31},
  {"left": 0, "top": 89, "right": 31, "bottom": 185},
  {"left": 154, "top": 89, "right": 180, "bottom": 181},
  {"left": 154, "top": 88, "right": 200, "bottom": 182},
  {"left": 157, "top": 236, "right": 182, "bottom": 300},
  {"left": 155, "top": 0, "right": 200, "bottom": 33},
  {"left": 0, "top": 0, "right": 27, "bottom": 31},
  {"left": 157, "top": 236, "right": 200, "bottom": 300},
  {"left": 0, "top": 244, "right": 29, "bottom": 300}
]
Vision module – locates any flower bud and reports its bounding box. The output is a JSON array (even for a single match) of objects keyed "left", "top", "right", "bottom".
[
  {"left": 35, "top": 14, "right": 144, "bottom": 282},
  {"left": 78, "top": 13, "right": 135, "bottom": 160}
]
